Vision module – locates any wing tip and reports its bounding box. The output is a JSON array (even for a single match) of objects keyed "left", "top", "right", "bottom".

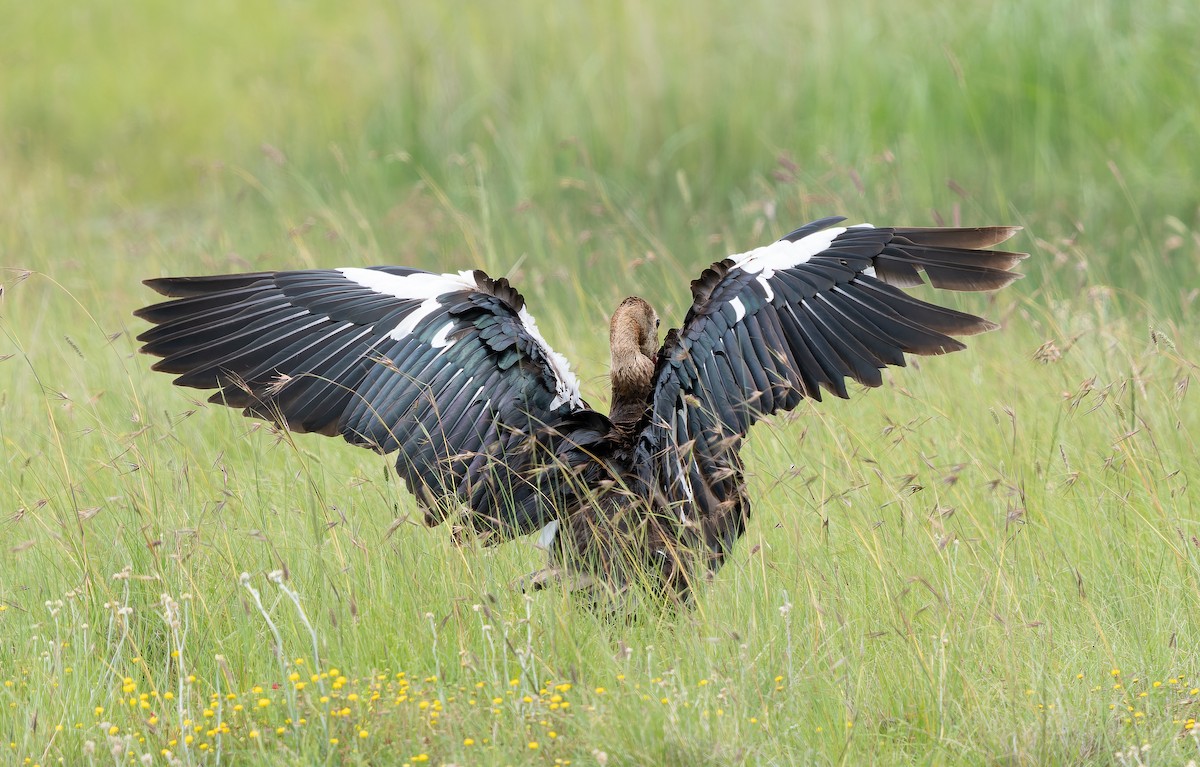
[{"left": 893, "top": 225, "right": 1025, "bottom": 252}]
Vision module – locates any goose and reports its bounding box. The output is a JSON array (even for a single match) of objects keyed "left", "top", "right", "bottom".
[{"left": 136, "top": 216, "right": 1025, "bottom": 602}]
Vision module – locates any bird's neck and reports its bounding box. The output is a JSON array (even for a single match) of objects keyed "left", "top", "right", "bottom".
[
  {"left": 609, "top": 329, "right": 653, "bottom": 430},
  {"left": 609, "top": 388, "right": 649, "bottom": 430}
]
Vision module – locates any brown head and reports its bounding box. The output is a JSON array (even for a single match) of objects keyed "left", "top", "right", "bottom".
[{"left": 608, "top": 296, "right": 660, "bottom": 426}]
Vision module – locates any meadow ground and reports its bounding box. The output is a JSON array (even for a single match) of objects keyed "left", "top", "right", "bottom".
[{"left": 2, "top": 1, "right": 1199, "bottom": 764}]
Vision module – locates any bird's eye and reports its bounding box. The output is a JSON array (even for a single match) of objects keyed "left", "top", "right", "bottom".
[{"left": 655, "top": 318, "right": 661, "bottom": 329}]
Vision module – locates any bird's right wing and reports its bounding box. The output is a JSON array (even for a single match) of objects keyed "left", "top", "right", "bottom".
[
  {"left": 635, "top": 217, "right": 1026, "bottom": 562},
  {"left": 136, "top": 266, "right": 598, "bottom": 542}
]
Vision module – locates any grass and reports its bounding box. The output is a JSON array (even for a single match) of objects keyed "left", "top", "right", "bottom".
[{"left": 2, "top": 1, "right": 1199, "bottom": 764}]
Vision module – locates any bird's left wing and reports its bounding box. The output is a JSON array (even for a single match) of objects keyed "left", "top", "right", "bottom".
[
  {"left": 136, "top": 266, "right": 594, "bottom": 541},
  {"left": 635, "top": 217, "right": 1026, "bottom": 564}
]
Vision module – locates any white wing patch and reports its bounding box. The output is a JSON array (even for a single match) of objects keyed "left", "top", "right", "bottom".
[
  {"left": 729, "top": 226, "right": 848, "bottom": 276},
  {"left": 518, "top": 307, "right": 584, "bottom": 410},
  {"left": 726, "top": 224, "right": 878, "bottom": 306},
  {"left": 338, "top": 267, "right": 478, "bottom": 342},
  {"left": 337, "top": 266, "right": 583, "bottom": 412}
]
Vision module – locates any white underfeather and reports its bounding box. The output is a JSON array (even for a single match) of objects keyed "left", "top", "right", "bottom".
[
  {"left": 517, "top": 307, "right": 583, "bottom": 410},
  {"left": 430, "top": 321, "right": 456, "bottom": 349},
  {"left": 852, "top": 223, "right": 877, "bottom": 279},
  {"left": 728, "top": 296, "right": 746, "bottom": 322},
  {"left": 674, "top": 398, "right": 697, "bottom": 523},
  {"left": 535, "top": 520, "right": 558, "bottom": 550},
  {"left": 757, "top": 275, "right": 774, "bottom": 302},
  {"left": 676, "top": 454, "right": 696, "bottom": 523}
]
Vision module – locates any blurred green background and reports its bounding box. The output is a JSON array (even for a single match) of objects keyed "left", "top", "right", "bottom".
[
  {"left": 3, "top": 0, "right": 1197, "bottom": 317},
  {"left": 2, "top": 2, "right": 1200, "bottom": 764}
]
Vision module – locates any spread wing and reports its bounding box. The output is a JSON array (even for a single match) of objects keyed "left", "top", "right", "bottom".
[
  {"left": 135, "top": 266, "right": 596, "bottom": 541},
  {"left": 636, "top": 217, "right": 1026, "bottom": 563}
]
